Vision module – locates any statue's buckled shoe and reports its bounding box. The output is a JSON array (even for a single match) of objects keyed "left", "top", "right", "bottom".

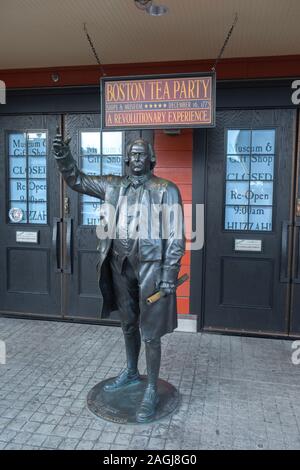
[
  {"left": 104, "top": 369, "right": 141, "bottom": 392},
  {"left": 136, "top": 387, "right": 159, "bottom": 423}
]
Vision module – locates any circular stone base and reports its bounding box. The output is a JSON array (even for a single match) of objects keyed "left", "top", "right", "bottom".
[{"left": 87, "top": 375, "right": 180, "bottom": 424}]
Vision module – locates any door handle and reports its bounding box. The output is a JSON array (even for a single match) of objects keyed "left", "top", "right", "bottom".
[
  {"left": 280, "top": 221, "right": 292, "bottom": 283},
  {"left": 65, "top": 217, "right": 73, "bottom": 274},
  {"left": 52, "top": 217, "right": 62, "bottom": 272},
  {"left": 292, "top": 222, "right": 300, "bottom": 283}
]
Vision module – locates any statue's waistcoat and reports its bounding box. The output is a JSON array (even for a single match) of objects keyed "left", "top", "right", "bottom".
[{"left": 96, "top": 177, "right": 165, "bottom": 266}]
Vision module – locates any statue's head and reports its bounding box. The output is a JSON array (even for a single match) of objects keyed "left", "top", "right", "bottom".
[{"left": 125, "top": 138, "right": 156, "bottom": 176}]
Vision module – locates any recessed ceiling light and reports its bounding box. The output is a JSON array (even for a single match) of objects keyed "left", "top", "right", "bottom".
[
  {"left": 134, "top": 0, "right": 152, "bottom": 10},
  {"left": 146, "top": 4, "right": 169, "bottom": 16},
  {"left": 134, "top": 0, "right": 169, "bottom": 16}
]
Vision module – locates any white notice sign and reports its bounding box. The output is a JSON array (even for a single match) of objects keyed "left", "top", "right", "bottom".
[
  {"left": 16, "top": 231, "right": 38, "bottom": 243},
  {"left": 235, "top": 239, "right": 262, "bottom": 252}
]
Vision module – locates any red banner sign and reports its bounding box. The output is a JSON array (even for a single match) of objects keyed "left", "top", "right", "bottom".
[{"left": 101, "top": 73, "right": 215, "bottom": 130}]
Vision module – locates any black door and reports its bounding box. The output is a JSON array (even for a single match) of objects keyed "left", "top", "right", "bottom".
[
  {"left": 0, "top": 114, "right": 62, "bottom": 317},
  {"left": 0, "top": 112, "right": 127, "bottom": 322},
  {"left": 290, "top": 119, "right": 300, "bottom": 335},
  {"left": 62, "top": 114, "right": 124, "bottom": 321},
  {"left": 203, "top": 109, "right": 298, "bottom": 335}
]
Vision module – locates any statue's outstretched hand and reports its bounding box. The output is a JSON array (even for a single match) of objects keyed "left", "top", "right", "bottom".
[{"left": 53, "top": 126, "right": 71, "bottom": 159}]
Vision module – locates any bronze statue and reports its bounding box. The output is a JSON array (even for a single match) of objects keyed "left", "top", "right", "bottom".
[{"left": 53, "top": 131, "right": 185, "bottom": 423}]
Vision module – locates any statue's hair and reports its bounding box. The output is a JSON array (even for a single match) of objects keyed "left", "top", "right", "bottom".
[{"left": 125, "top": 138, "right": 156, "bottom": 170}]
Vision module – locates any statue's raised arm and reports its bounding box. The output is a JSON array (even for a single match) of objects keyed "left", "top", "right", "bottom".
[{"left": 52, "top": 127, "right": 108, "bottom": 200}]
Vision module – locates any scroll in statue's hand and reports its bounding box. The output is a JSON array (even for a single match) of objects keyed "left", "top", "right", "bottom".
[{"left": 53, "top": 126, "right": 71, "bottom": 159}]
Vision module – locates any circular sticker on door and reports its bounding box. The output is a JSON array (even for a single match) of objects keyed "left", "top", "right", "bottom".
[{"left": 8, "top": 207, "right": 24, "bottom": 223}]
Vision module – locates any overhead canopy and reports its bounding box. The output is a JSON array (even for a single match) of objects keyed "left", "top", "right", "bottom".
[{"left": 1, "top": 0, "right": 300, "bottom": 69}]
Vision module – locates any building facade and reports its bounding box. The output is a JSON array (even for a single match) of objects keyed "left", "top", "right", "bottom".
[{"left": 1, "top": 56, "right": 300, "bottom": 338}]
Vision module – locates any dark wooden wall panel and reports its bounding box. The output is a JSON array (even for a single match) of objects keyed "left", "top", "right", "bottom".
[
  {"left": 2, "top": 55, "right": 300, "bottom": 88},
  {"left": 7, "top": 248, "right": 49, "bottom": 294}
]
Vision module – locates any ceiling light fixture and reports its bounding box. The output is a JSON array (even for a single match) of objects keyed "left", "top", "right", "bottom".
[
  {"left": 134, "top": 0, "right": 152, "bottom": 10},
  {"left": 146, "top": 4, "right": 169, "bottom": 16},
  {"left": 134, "top": 0, "right": 169, "bottom": 16}
]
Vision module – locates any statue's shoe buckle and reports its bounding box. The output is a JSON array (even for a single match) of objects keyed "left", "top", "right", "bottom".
[{"left": 103, "top": 369, "right": 141, "bottom": 392}]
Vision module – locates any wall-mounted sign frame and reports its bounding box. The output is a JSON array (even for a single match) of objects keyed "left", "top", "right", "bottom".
[{"left": 101, "top": 72, "right": 216, "bottom": 130}]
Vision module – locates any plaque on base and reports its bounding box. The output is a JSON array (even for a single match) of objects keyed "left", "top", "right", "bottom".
[{"left": 87, "top": 376, "right": 180, "bottom": 424}]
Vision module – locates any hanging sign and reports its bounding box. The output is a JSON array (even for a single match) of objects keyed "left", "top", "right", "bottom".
[{"left": 101, "top": 73, "right": 216, "bottom": 130}]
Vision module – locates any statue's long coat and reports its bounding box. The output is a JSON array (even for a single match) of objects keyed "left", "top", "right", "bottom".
[{"left": 56, "top": 152, "right": 185, "bottom": 339}]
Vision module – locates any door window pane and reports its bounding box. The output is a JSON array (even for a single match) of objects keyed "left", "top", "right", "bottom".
[
  {"left": 79, "top": 130, "right": 124, "bottom": 225},
  {"left": 8, "top": 133, "right": 26, "bottom": 156},
  {"left": 225, "top": 181, "right": 249, "bottom": 205},
  {"left": 250, "top": 155, "right": 274, "bottom": 179},
  {"left": 251, "top": 130, "right": 275, "bottom": 154},
  {"left": 10, "top": 179, "right": 27, "bottom": 201},
  {"left": 27, "top": 132, "right": 47, "bottom": 156},
  {"left": 226, "top": 155, "right": 250, "bottom": 180},
  {"left": 224, "top": 129, "right": 275, "bottom": 232},
  {"left": 28, "top": 179, "right": 47, "bottom": 202},
  {"left": 227, "top": 130, "right": 251, "bottom": 155},
  {"left": 28, "top": 157, "right": 47, "bottom": 178},
  {"left": 9, "top": 157, "right": 27, "bottom": 177},
  {"left": 225, "top": 206, "right": 248, "bottom": 230},
  {"left": 81, "top": 202, "right": 101, "bottom": 226},
  {"left": 102, "top": 132, "right": 122, "bottom": 155},
  {"left": 248, "top": 206, "right": 273, "bottom": 231},
  {"left": 81, "top": 132, "right": 101, "bottom": 155},
  {"left": 81, "top": 155, "right": 101, "bottom": 174},
  {"left": 102, "top": 155, "right": 122, "bottom": 175},
  {"left": 28, "top": 203, "right": 47, "bottom": 224},
  {"left": 7, "top": 131, "right": 47, "bottom": 224},
  {"left": 249, "top": 181, "right": 273, "bottom": 206}
]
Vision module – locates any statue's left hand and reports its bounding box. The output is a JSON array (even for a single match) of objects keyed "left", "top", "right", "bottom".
[{"left": 159, "top": 281, "right": 176, "bottom": 296}]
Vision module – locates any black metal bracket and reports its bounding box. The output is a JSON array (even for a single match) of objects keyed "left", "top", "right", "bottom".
[
  {"left": 293, "top": 222, "right": 300, "bottom": 284},
  {"left": 64, "top": 217, "right": 73, "bottom": 274},
  {"left": 52, "top": 217, "right": 63, "bottom": 273},
  {"left": 280, "top": 221, "right": 292, "bottom": 283}
]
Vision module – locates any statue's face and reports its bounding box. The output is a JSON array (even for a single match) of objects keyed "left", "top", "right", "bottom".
[{"left": 128, "top": 142, "right": 151, "bottom": 176}]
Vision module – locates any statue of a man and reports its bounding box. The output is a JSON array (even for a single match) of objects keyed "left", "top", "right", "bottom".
[{"left": 53, "top": 132, "right": 185, "bottom": 422}]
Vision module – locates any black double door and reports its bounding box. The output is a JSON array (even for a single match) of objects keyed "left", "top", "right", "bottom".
[
  {"left": 203, "top": 109, "right": 300, "bottom": 336},
  {"left": 2, "top": 109, "right": 300, "bottom": 336},
  {"left": 0, "top": 113, "right": 122, "bottom": 322}
]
